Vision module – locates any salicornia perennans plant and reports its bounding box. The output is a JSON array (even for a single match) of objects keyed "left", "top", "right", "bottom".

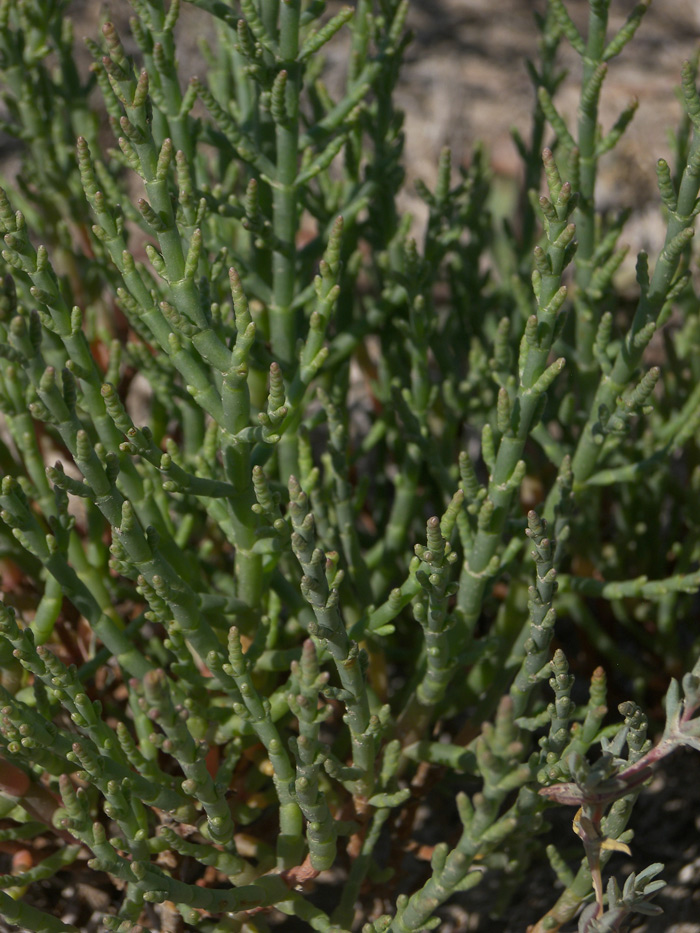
[{"left": 0, "top": 0, "right": 699, "bottom": 931}]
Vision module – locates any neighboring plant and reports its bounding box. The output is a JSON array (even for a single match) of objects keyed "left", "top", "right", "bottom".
[{"left": 0, "top": 1, "right": 698, "bottom": 931}]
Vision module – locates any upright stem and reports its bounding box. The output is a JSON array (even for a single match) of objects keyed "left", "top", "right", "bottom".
[
  {"left": 568, "top": 121, "right": 700, "bottom": 489},
  {"left": 520, "top": 4, "right": 561, "bottom": 256},
  {"left": 573, "top": 1, "right": 609, "bottom": 368},
  {"left": 272, "top": 1, "right": 301, "bottom": 481},
  {"left": 271, "top": 0, "right": 300, "bottom": 370},
  {"left": 458, "top": 179, "right": 573, "bottom": 635}
]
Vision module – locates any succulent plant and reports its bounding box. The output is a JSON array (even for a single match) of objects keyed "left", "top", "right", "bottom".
[{"left": 0, "top": 1, "right": 698, "bottom": 930}]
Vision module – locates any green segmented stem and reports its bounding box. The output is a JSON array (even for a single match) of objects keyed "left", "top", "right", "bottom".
[
  {"left": 457, "top": 153, "right": 574, "bottom": 636},
  {"left": 564, "top": 66, "right": 700, "bottom": 495}
]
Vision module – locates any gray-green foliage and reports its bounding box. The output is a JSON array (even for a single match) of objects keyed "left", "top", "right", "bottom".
[{"left": 0, "top": 0, "right": 699, "bottom": 930}]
